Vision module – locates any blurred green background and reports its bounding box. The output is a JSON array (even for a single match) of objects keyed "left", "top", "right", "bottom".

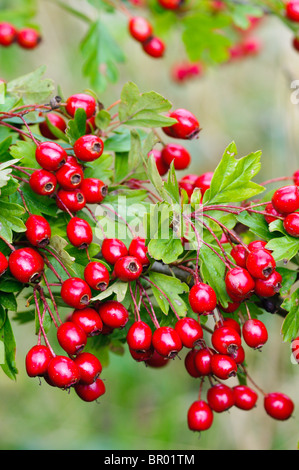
[{"left": 0, "top": 0, "right": 299, "bottom": 451}]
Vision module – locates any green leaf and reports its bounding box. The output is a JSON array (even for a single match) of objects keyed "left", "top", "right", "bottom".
[
  {"left": 236, "top": 210, "right": 272, "bottom": 241},
  {"left": 148, "top": 236, "right": 184, "bottom": 265},
  {"left": 265, "top": 236, "right": 299, "bottom": 262},
  {"left": 0, "top": 292, "right": 17, "bottom": 312},
  {"left": 204, "top": 142, "right": 265, "bottom": 205},
  {"left": 10, "top": 140, "right": 38, "bottom": 168},
  {"left": 7, "top": 65, "right": 54, "bottom": 106},
  {"left": 65, "top": 108, "right": 87, "bottom": 145},
  {"left": 0, "top": 201, "right": 26, "bottom": 242},
  {"left": 0, "top": 306, "right": 18, "bottom": 380},
  {"left": 95, "top": 109, "right": 111, "bottom": 131},
  {"left": 148, "top": 271, "right": 189, "bottom": 317},
  {"left": 281, "top": 288, "right": 299, "bottom": 342},
  {"left": 47, "top": 235, "right": 77, "bottom": 276},
  {"left": 83, "top": 153, "right": 114, "bottom": 181},
  {"left": 91, "top": 280, "right": 128, "bottom": 302}
]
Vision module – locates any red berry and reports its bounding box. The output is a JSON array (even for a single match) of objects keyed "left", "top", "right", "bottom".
[
  {"left": 271, "top": 185, "right": 299, "bottom": 215},
  {"left": 248, "top": 240, "right": 269, "bottom": 252},
  {"left": 74, "top": 377, "right": 106, "bottom": 402},
  {"left": 158, "top": 0, "right": 183, "bottom": 9},
  {"left": 39, "top": 113, "right": 67, "bottom": 140},
  {"left": 129, "top": 346, "right": 153, "bottom": 362},
  {"left": 174, "top": 317, "right": 203, "bottom": 348},
  {"left": 66, "top": 93, "right": 97, "bottom": 119},
  {"left": 146, "top": 349, "right": 169, "bottom": 368},
  {"left": 25, "top": 214, "right": 51, "bottom": 248},
  {"left": 214, "top": 318, "right": 241, "bottom": 336},
  {"left": 126, "top": 320, "right": 152, "bottom": 352},
  {"left": 17, "top": 28, "right": 41, "bottom": 49},
  {"left": 97, "top": 300, "right": 129, "bottom": 329},
  {"left": 57, "top": 321, "right": 87, "bottom": 356},
  {"left": 8, "top": 247, "right": 44, "bottom": 283},
  {"left": 128, "top": 16, "right": 153, "bottom": 42},
  {"left": 194, "top": 172, "right": 213, "bottom": 195},
  {"left": 56, "top": 188, "right": 86, "bottom": 213},
  {"left": 56, "top": 160, "right": 84, "bottom": 190},
  {"left": 152, "top": 326, "right": 182, "bottom": 358},
  {"left": 188, "top": 282, "right": 217, "bottom": 314},
  {"left": 207, "top": 384, "right": 235, "bottom": 413},
  {"left": 254, "top": 270, "right": 282, "bottom": 297},
  {"left": 292, "top": 336, "right": 299, "bottom": 363},
  {"left": 210, "top": 353, "right": 238, "bottom": 380},
  {"left": 73, "top": 135, "right": 104, "bottom": 162},
  {"left": 264, "top": 202, "right": 283, "bottom": 224},
  {"left": 25, "top": 345, "right": 53, "bottom": 377},
  {"left": 80, "top": 178, "right": 108, "bottom": 204},
  {"left": 71, "top": 308, "right": 103, "bottom": 337},
  {"left": 178, "top": 174, "right": 198, "bottom": 198},
  {"left": 225, "top": 267, "right": 255, "bottom": 300},
  {"left": 35, "top": 142, "right": 67, "bottom": 171},
  {"left": 218, "top": 301, "right": 241, "bottom": 314},
  {"left": 66, "top": 217, "right": 93, "bottom": 249},
  {"left": 129, "top": 237, "right": 150, "bottom": 266},
  {"left": 148, "top": 149, "right": 169, "bottom": 176},
  {"left": 47, "top": 355, "right": 80, "bottom": 388},
  {"left": 84, "top": 261, "right": 110, "bottom": 291},
  {"left": 231, "top": 344, "right": 245, "bottom": 365},
  {"left": 163, "top": 108, "right": 200, "bottom": 140},
  {"left": 60, "top": 277, "right": 92, "bottom": 309},
  {"left": 246, "top": 248, "right": 276, "bottom": 280},
  {"left": 101, "top": 238, "right": 128, "bottom": 265},
  {"left": 0, "top": 252, "right": 8, "bottom": 276},
  {"left": 29, "top": 169, "right": 57, "bottom": 196},
  {"left": 113, "top": 256, "right": 143, "bottom": 282},
  {"left": 211, "top": 325, "right": 242, "bottom": 356},
  {"left": 0, "top": 22, "right": 17, "bottom": 46},
  {"left": 184, "top": 349, "right": 201, "bottom": 378},
  {"left": 242, "top": 318, "right": 268, "bottom": 349},
  {"left": 293, "top": 169, "right": 299, "bottom": 185},
  {"left": 283, "top": 212, "right": 299, "bottom": 237},
  {"left": 142, "top": 36, "right": 165, "bottom": 58},
  {"left": 233, "top": 385, "right": 258, "bottom": 410},
  {"left": 286, "top": 1, "right": 299, "bottom": 22},
  {"left": 230, "top": 245, "right": 247, "bottom": 268},
  {"left": 187, "top": 400, "right": 214, "bottom": 432},
  {"left": 264, "top": 392, "right": 294, "bottom": 420},
  {"left": 194, "top": 348, "right": 214, "bottom": 376},
  {"left": 161, "top": 144, "right": 191, "bottom": 170},
  {"left": 74, "top": 352, "right": 102, "bottom": 385}
]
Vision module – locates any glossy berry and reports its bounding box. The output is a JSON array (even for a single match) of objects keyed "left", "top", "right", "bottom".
[
  {"left": 129, "top": 237, "right": 150, "bottom": 266},
  {"left": 146, "top": 349, "right": 169, "bottom": 368},
  {"left": 29, "top": 169, "right": 57, "bottom": 196},
  {"left": 248, "top": 240, "right": 269, "bottom": 252},
  {"left": 194, "top": 348, "right": 214, "bottom": 376},
  {"left": 174, "top": 317, "right": 203, "bottom": 348},
  {"left": 225, "top": 267, "right": 255, "bottom": 300},
  {"left": 184, "top": 349, "right": 201, "bottom": 378},
  {"left": 39, "top": 112, "right": 67, "bottom": 140},
  {"left": 60, "top": 277, "right": 92, "bottom": 309},
  {"left": 56, "top": 188, "right": 86, "bottom": 213},
  {"left": 218, "top": 301, "right": 241, "bottom": 314},
  {"left": 74, "top": 377, "right": 106, "bottom": 402},
  {"left": 292, "top": 336, "right": 299, "bottom": 363},
  {"left": 0, "top": 22, "right": 17, "bottom": 46},
  {"left": 245, "top": 248, "right": 276, "bottom": 280},
  {"left": 293, "top": 169, "right": 299, "bottom": 185},
  {"left": 254, "top": 270, "right": 282, "bottom": 297},
  {"left": 73, "top": 135, "right": 104, "bottom": 162},
  {"left": 242, "top": 319, "right": 268, "bottom": 349},
  {"left": 113, "top": 256, "right": 143, "bottom": 282},
  {"left": 71, "top": 308, "right": 103, "bottom": 337},
  {"left": 84, "top": 261, "right": 110, "bottom": 291},
  {"left": 286, "top": 1, "right": 299, "bottom": 22},
  {"left": 101, "top": 238, "right": 128, "bottom": 265},
  {"left": 47, "top": 355, "right": 80, "bottom": 388},
  {"left": 97, "top": 300, "right": 129, "bottom": 329},
  {"left": 148, "top": 149, "right": 170, "bottom": 176},
  {"left": 230, "top": 245, "right": 247, "bottom": 268},
  {"left": 283, "top": 212, "right": 299, "bottom": 237},
  {"left": 35, "top": 142, "right": 67, "bottom": 171},
  {"left": 8, "top": 247, "right": 44, "bottom": 283},
  {"left": 162, "top": 108, "right": 200, "bottom": 140},
  {"left": 233, "top": 385, "right": 258, "bottom": 410},
  {"left": 214, "top": 318, "right": 241, "bottom": 336},
  {"left": 25, "top": 214, "right": 51, "bottom": 248},
  {"left": 264, "top": 393, "right": 294, "bottom": 420},
  {"left": 194, "top": 172, "right": 213, "bottom": 196},
  {"left": 126, "top": 321, "right": 153, "bottom": 352},
  {"left": 207, "top": 384, "right": 235, "bottom": 413},
  {"left": 25, "top": 345, "right": 53, "bottom": 377},
  {"left": 211, "top": 326, "right": 242, "bottom": 356},
  {"left": 152, "top": 326, "right": 182, "bottom": 358},
  {"left": 271, "top": 185, "right": 299, "bottom": 215},
  {"left": 129, "top": 346, "right": 153, "bottom": 363},
  {"left": 57, "top": 321, "right": 87, "bottom": 356},
  {"left": 74, "top": 352, "right": 102, "bottom": 385},
  {"left": 66, "top": 217, "right": 93, "bottom": 249},
  {"left": 231, "top": 344, "right": 245, "bottom": 365},
  {"left": 56, "top": 159, "right": 84, "bottom": 190},
  {"left": 188, "top": 282, "right": 217, "bottom": 314},
  {"left": 128, "top": 16, "right": 153, "bottom": 42},
  {"left": 187, "top": 400, "right": 214, "bottom": 432},
  {"left": 65, "top": 93, "right": 97, "bottom": 119},
  {"left": 80, "top": 178, "right": 108, "bottom": 204},
  {"left": 142, "top": 36, "right": 165, "bottom": 58},
  {"left": 264, "top": 202, "right": 283, "bottom": 224},
  {"left": 158, "top": 0, "right": 183, "bottom": 9},
  {"left": 210, "top": 354, "right": 238, "bottom": 380},
  {"left": 0, "top": 252, "right": 8, "bottom": 276},
  {"left": 178, "top": 174, "right": 198, "bottom": 198},
  {"left": 161, "top": 144, "right": 191, "bottom": 170},
  {"left": 17, "top": 28, "right": 41, "bottom": 49}
]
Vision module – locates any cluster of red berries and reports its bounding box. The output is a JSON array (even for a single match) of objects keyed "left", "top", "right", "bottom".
[
  {"left": 0, "top": 22, "right": 41, "bottom": 50},
  {"left": 171, "top": 61, "right": 203, "bottom": 84},
  {"left": 128, "top": 15, "right": 165, "bottom": 58},
  {"left": 264, "top": 176, "right": 299, "bottom": 238}
]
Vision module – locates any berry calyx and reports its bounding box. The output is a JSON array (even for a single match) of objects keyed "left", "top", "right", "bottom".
[
  {"left": 242, "top": 318, "right": 268, "bottom": 349},
  {"left": 188, "top": 282, "right": 217, "bottom": 315},
  {"left": 56, "top": 188, "right": 86, "bottom": 213},
  {"left": 174, "top": 317, "right": 203, "bottom": 348},
  {"left": 25, "top": 214, "right": 51, "bottom": 248},
  {"left": 60, "top": 277, "right": 92, "bottom": 309},
  {"left": 97, "top": 300, "right": 129, "bottom": 329},
  {"left": 66, "top": 217, "right": 93, "bottom": 249},
  {"left": 187, "top": 400, "right": 214, "bottom": 432},
  {"left": 254, "top": 270, "right": 282, "bottom": 297},
  {"left": 162, "top": 108, "right": 200, "bottom": 140},
  {"left": 101, "top": 238, "right": 128, "bottom": 265},
  {"left": 245, "top": 248, "right": 276, "bottom": 280},
  {"left": 113, "top": 255, "right": 143, "bottom": 282},
  {"left": 152, "top": 326, "right": 182, "bottom": 358},
  {"left": 57, "top": 321, "right": 87, "bottom": 356},
  {"left": 35, "top": 142, "right": 67, "bottom": 171},
  {"left": 8, "top": 247, "right": 44, "bottom": 283},
  {"left": 65, "top": 93, "right": 97, "bottom": 119},
  {"left": 73, "top": 134, "right": 104, "bottom": 162},
  {"left": 29, "top": 169, "right": 57, "bottom": 196},
  {"left": 55, "top": 159, "right": 84, "bottom": 190},
  {"left": 264, "top": 392, "right": 294, "bottom": 420},
  {"left": 84, "top": 261, "right": 110, "bottom": 291}
]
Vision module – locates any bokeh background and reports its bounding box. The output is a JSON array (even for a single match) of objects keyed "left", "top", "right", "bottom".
[{"left": 0, "top": 0, "right": 299, "bottom": 451}]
